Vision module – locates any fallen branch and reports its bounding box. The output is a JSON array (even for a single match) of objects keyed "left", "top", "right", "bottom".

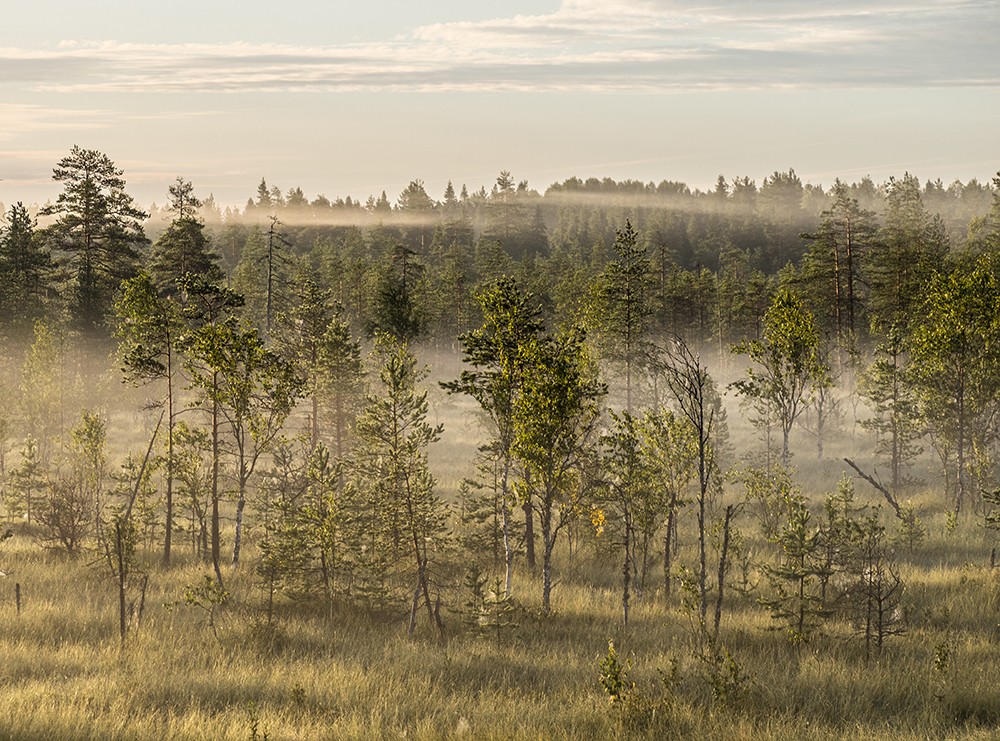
[{"left": 843, "top": 458, "right": 902, "bottom": 520}]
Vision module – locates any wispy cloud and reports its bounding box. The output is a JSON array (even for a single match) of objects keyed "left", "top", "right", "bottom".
[{"left": 0, "top": 0, "right": 995, "bottom": 94}]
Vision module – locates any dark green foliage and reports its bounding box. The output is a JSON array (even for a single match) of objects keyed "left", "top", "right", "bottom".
[
  {"left": 40, "top": 146, "right": 148, "bottom": 335},
  {"left": 36, "top": 476, "right": 91, "bottom": 555},
  {"left": 864, "top": 173, "right": 948, "bottom": 335},
  {"left": 457, "top": 444, "right": 522, "bottom": 572},
  {"left": 0, "top": 203, "right": 54, "bottom": 340},
  {"left": 147, "top": 179, "right": 222, "bottom": 296},
  {"left": 758, "top": 502, "right": 831, "bottom": 644},
  {"left": 909, "top": 255, "right": 1000, "bottom": 512},
  {"left": 799, "top": 181, "right": 878, "bottom": 349},
  {"left": 275, "top": 276, "right": 363, "bottom": 455},
  {"left": 859, "top": 324, "right": 923, "bottom": 489},
  {"left": 589, "top": 220, "right": 653, "bottom": 412},
  {"left": 7, "top": 436, "right": 45, "bottom": 523},
  {"left": 352, "top": 336, "right": 449, "bottom": 636},
  {"left": 513, "top": 326, "right": 605, "bottom": 612},
  {"left": 367, "top": 245, "right": 426, "bottom": 343},
  {"left": 182, "top": 316, "right": 302, "bottom": 568},
  {"left": 444, "top": 277, "right": 546, "bottom": 595},
  {"left": 600, "top": 410, "right": 652, "bottom": 629},
  {"left": 844, "top": 515, "right": 905, "bottom": 658}
]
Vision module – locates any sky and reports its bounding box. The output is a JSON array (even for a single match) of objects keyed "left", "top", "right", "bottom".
[{"left": 1, "top": 0, "right": 997, "bottom": 210}]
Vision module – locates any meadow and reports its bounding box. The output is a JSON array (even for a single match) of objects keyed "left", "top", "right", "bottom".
[{"left": 2, "top": 379, "right": 1000, "bottom": 741}]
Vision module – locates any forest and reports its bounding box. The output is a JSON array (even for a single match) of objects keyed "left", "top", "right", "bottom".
[{"left": 1, "top": 146, "right": 1000, "bottom": 739}]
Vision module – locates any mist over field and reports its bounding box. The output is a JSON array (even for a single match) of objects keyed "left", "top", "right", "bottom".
[
  {"left": 1, "top": 143, "right": 1000, "bottom": 738},
  {"left": 0, "top": 0, "right": 997, "bottom": 735}
]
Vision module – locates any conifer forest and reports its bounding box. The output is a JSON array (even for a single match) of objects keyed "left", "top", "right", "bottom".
[{"left": 3, "top": 148, "right": 1000, "bottom": 738}]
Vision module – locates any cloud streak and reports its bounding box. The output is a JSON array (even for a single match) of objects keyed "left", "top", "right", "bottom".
[{"left": 0, "top": 0, "right": 995, "bottom": 94}]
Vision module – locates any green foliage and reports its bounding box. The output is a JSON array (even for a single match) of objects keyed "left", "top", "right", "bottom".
[
  {"left": 110, "top": 452, "right": 160, "bottom": 549},
  {"left": 7, "top": 436, "right": 45, "bottom": 523},
  {"left": 640, "top": 406, "right": 697, "bottom": 596},
  {"left": 695, "top": 638, "right": 751, "bottom": 707},
  {"left": 182, "top": 313, "right": 302, "bottom": 567},
  {"left": 367, "top": 245, "right": 426, "bottom": 343},
  {"left": 39, "top": 146, "right": 148, "bottom": 335},
  {"left": 36, "top": 476, "right": 91, "bottom": 555},
  {"left": 513, "top": 326, "right": 605, "bottom": 612},
  {"left": 865, "top": 173, "right": 948, "bottom": 335},
  {"left": 859, "top": 324, "right": 924, "bottom": 489},
  {"left": 147, "top": 179, "right": 222, "bottom": 295},
  {"left": 172, "top": 574, "right": 230, "bottom": 642},
  {"left": 170, "top": 421, "right": 211, "bottom": 557},
  {"left": 19, "top": 319, "right": 63, "bottom": 465},
  {"left": 588, "top": 220, "right": 653, "bottom": 411},
  {"left": 737, "top": 463, "right": 803, "bottom": 542},
  {"left": 894, "top": 501, "right": 926, "bottom": 551},
  {"left": 0, "top": 202, "right": 54, "bottom": 340},
  {"left": 844, "top": 515, "right": 905, "bottom": 658},
  {"left": 758, "top": 501, "right": 831, "bottom": 643},
  {"left": 30, "top": 409, "right": 108, "bottom": 555},
  {"left": 600, "top": 410, "right": 653, "bottom": 627},
  {"left": 731, "top": 288, "right": 826, "bottom": 466},
  {"left": 115, "top": 271, "right": 178, "bottom": 384},
  {"left": 352, "top": 336, "right": 450, "bottom": 635},
  {"left": 909, "top": 255, "right": 1000, "bottom": 512},
  {"left": 598, "top": 640, "right": 633, "bottom": 705},
  {"left": 457, "top": 444, "right": 522, "bottom": 570},
  {"left": 799, "top": 181, "right": 878, "bottom": 346},
  {"left": 276, "top": 276, "right": 363, "bottom": 455}
]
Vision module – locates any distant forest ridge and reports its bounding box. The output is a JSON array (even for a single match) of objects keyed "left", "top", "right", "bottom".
[{"left": 1, "top": 149, "right": 998, "bottom": 347}]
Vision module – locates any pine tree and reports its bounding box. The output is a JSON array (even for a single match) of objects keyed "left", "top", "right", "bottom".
[
  {"left": 759, "top": 502, "right": 831, "bottom": 644},
  {"left": 731, "top": 289, "right": 826, "bottom": 466},
  {"left": 115, "top": 271, "right": 184, "bottom": 564},
  {"left": 799, "top": 181, "right": 877, "bottom": 351},
  {"left": 865, "top": 173, "right": 948, "bottom": 334},
  {"left": 590, "top": 220, "right": 653, "bottom": 413},
  {"left": 513, "top": 327, "right": 604, "bottom": 613},
  {"left": 0, "top": 203, "right": 54, "bottom": 340},
  {"left": 40, "top": 147, "right": 148, "bottom": 335},
  {"left": 352, "top": 336, "right": 449, "bottom": 638},
  {"left": 443, "top": 277, "right": 544, "bottom": 595},
  {"left": 147, "top": 178, "right": 222, "bottom": 295}
]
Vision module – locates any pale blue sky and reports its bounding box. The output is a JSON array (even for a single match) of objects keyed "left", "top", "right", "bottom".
[{"left": 2, "top": 0, "right": 997, "bottom": 209}]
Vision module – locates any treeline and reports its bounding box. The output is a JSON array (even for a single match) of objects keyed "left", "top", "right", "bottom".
[{"left": 2, "top": 146, "right": 1000, "bottom": 646}]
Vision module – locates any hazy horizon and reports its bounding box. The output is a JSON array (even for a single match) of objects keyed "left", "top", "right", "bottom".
[{"left": 2, "top": 0, "right": 997, "bottom": 210}]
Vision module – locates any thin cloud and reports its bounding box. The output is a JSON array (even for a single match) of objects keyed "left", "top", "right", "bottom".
[{"left": 1, "top": 0, "right": 995, "bottom": 94}]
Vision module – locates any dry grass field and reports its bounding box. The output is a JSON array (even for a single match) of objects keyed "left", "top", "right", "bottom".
[
  {"left": 1, "top": 486, "right": 1000, "bottom": 740},
  {"left": 2, "top": 353, "right": 1000, "bottom": 740}
]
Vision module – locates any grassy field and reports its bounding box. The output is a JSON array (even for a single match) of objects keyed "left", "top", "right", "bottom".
[
  {"left": 3, "top": 350, "right": 999, "bottom": 739},
  {"left": 1, "top": 496, "right": 1000, "bottom": 741}
]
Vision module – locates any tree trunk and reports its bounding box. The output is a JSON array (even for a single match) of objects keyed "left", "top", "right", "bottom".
[
  {"left": 523, "top": 498, "right": 536, "bottom": 570},
  {"left": 210, "top": 390, "right": 222, "bottom": 586},
  {"left": 232, "top": 483, "right": 246, "bottom": 568},
  {"left": 541, "top": 507, "right": 554, "bottom": 613},
  {"left": 500, "top": 455, "right": 515, "bottom": 597},
  {"left": 407, "top": 576, "right": 421, "bottom": 638},
  {"left": 163, "top": 346, "right": 174, "bottom": 567},
  {"left": 116, "top": 520, "right": 127, "bottom": 647},
  {"left": 698, "top": 466, "right": 708, "bottom": 621},
  {"left": 663, "top": 492, "right": 678, "bottom": 601},
  {"left": 713, "top": 504, "right": 734, "bottom": 641},
  {"left": 502, "top": 501, "right": 514, "bottom": 598},
  {"left": 622, "top": 511, "right": 631, "bottom": 630}
]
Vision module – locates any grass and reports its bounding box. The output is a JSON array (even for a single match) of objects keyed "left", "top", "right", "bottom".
[
  {"left": 4, "top": 349, "right": 1000, "bottom": 738},
  {"left": 1, "top": 504, "right": 1000, "bottom": 741}
]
